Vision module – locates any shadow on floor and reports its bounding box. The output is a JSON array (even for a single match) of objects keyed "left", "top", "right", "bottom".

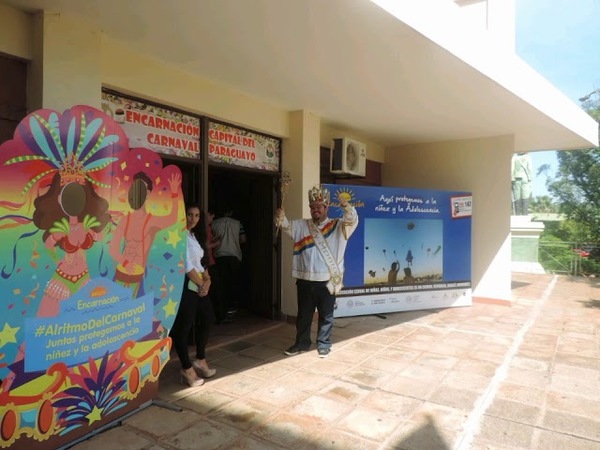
[
  {"left": 387, "top": 415, "right": 452, "bottom": 450},
  {"left": 579, "top": 298, "right": 600, "bottom": 309}
]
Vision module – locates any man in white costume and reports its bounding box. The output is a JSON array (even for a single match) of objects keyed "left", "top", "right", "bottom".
[{"left": 275, "top": 185, "right": 358, "bottom": 358}]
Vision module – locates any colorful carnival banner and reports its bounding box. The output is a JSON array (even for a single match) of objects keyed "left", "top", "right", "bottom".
[
  {"left": 208, "top": 121, "right": 280, "bottom": 172},
  {"left": 325, "top": 184, "right": 472, "bottom": 318},
  {"left": 101, "top": 91, "right": 201, "bottom": 158},
  {"left": 0, "top": 105, "right": 186, "bottom": 449}
]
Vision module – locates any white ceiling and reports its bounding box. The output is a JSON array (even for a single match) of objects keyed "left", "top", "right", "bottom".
[{"left": 2, "top": 0, "right": 597, "bottom": 150}]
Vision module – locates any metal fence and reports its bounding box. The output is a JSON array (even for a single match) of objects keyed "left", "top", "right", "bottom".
[{"left": 537, "top": 241, "right": 599, "bottom": 276}]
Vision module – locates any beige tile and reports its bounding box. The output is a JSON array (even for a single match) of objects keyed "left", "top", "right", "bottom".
[
  {"left": 486, "top": 398, "right": 542, "bottom": 426},
  {"left": 303, "top": 358, "right": 353, "bottom": 377},
  {"left": 73, "top": 427, "right": 152, "bottom": 450},
  {"left": 510, "top": 356, "right": 550, "bottom": 372},
  {"left": 545, "top": 390, "right": 600, "bottom": 418},
  {"left": 251, "top": 412, "right": 324, "bottom": 448},
  {"left": 175, "top": 389, "right": 237, "bottom": 415},
  {"left": 337, "top": 406, "right": 403, "bottom": 441},
  {"left": 291, "top": 394, "right": 352, "bottom": 423},
  {"left": 549, "top": 374, "right": 600, "bottom": 399},
  {"left": 210, "top": 398, "right": 277, "bottom": 431},
  {"left": 504, "top": 366, "right": 550, "bottom": 389},
  {"left": 441, "top": 370, "right": 491, "bottom": 393},
  {"left": 428, "top": 386, "right": 480, "bottom": 411},
  {"left": 214, "top": 353, "right": 263, "bottom": 371},
  {"left": 240, "top": 343, "right": 287, "bottom": 361},
  {"left": 123, "top": 407, "right": 199, "bottom": 438},
  {"left": 278, "top": 369, "right": 335, "bottom": 392},
  {"left": 224, "top": 435, "right": 287, "bottom": 450},
  {"left": 383, "top": 375, "right": 437, "bottom": 399},
  {"left": 210, "top": 373, "right": 265, "bottom": 397},
  {"left": 161, "top": 418, "right": 240, "bottom": 450},
  {"left": 400, "top": 363, "right": 449, "bottom": 383},
  {"left": 342, "top": 340, "right": 387, "bottom": 354},
  {"left": 310, "top": 429, "right": 380, "bottom": 450},
  {"left": 377, "top": 346, "right": 422, "bottom": 362},
  {"left": 411, "top": 402, "right": 469, "bottom": 432},
  {"left": 242, "top": 362, "right": 297, "bottom": 381},
  {"left": 542, "top": 410, "right": 600, "bottom": 441},
  {"left": 384, "top": 419, "right": 458, "bottom": 450},
  {"left": 534, "top": 429, "right": 600, "bottom": 450},
  {"left": 477, "top": 415, "right": 535, "bottom": 448},
  {"left": 245, "top": 383, "right": 308, "bottom": 407},
  {"left": 362, "top": 355, "right": 412, "bottom": 373},
  {"left": 341, "top": 366, "right": 392, "bottom": 389},
  {"left": 495, "top": 382, "right": 546, "bottom": 406},
  {"left": 319, "top": 379, "right": 372, "bottom": 404},
  {"left": 415, "top": 353, "right": 459, "bottom": 370},
  {"left": 361, "top": 390, "right": 423, "bottom": 418},
  {"left": 454, "top": 358, "right": 499, "bottom": 377}
]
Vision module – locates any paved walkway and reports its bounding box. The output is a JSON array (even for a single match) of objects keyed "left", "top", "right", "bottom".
[{"left": 74, "top": 273, "right": 600, "bottom": 449}]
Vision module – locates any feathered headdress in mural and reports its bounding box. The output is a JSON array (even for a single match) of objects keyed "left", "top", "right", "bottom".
[{"left": 4, "top": 107, "right": 121, "bottom": 193}]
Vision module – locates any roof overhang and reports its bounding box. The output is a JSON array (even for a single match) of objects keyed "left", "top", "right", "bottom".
[{"left": 2, "top": 0, "right": 598, "bottom": 150}]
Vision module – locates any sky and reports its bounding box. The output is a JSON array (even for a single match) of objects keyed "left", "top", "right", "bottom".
[{"left": 515, "top": 0, "right": 600, "bottom": 197}]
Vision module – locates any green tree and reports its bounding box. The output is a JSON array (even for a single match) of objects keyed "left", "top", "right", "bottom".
[
  {"left": 548, "top": 149, "right": 600, "bottom": 240},
  {"left": 546, "top": 94, "right": 600, "bottom": 242},
  {"left": 530, "top": 195, "right": 558, "bottom": 213}
]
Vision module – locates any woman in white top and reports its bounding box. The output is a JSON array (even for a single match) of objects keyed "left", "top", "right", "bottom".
[{"left": 170, "top": 204, "right": 216, "bottom": 387}]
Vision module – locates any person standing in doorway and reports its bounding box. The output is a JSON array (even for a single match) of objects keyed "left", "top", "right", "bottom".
[
  {"left": 212, "top": 207, "right": 246, "bottom": 321},
  {"left": 275, "top": 184, "right": 359, "bottom": 358}
]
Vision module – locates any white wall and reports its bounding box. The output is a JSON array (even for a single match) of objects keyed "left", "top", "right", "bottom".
[
  {"left": 454, "top": 0, "right": 515, "bottom": 50},
  {"left": 101, "top": 37, "right": 289, "bottom": 140},
  {"left": 384, "top": 135, "right": 514, "bottom": 301}
]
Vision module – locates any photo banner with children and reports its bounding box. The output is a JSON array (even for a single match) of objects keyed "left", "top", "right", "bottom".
[
  {"left": 324, "top": 184, "right": 472, "bottom": 318},
  {"left": 0, "top": 105, "right": 186, "bottom": 449}
]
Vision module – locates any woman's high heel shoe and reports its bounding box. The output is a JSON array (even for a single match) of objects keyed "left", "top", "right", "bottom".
[
  {"left": 180, "top": 368, "right": 204, "bottom": 387},
  {"left": 193, "top": 360, "right": 217, "bottom": 378}
]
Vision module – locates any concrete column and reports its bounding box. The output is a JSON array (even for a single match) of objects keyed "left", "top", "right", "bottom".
[
  {"left": 280, "top": 110, "right": 321, "bottom": 318},
  {"left": 29, "top": 11, "right": 102, "bottom": 112}
]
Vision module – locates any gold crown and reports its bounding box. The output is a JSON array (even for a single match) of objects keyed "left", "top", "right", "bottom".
[
  {"left": 59, "top": 154, "right": 86, "bottom": 186},
  {"left": 308, "top": 185, "right": 330, "bottom": 205}
]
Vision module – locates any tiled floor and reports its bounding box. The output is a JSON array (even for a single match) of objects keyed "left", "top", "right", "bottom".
[{"left": 73, "top": 273, "right": 600, "bottom": 449}]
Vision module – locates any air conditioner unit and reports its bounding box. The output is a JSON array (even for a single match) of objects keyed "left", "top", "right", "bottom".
[{"left": 330, "top": 137, "right": 367, "bottom": 177}]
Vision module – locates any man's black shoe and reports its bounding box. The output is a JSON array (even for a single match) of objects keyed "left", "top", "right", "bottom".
[
  {"left": 317, "top": 348, "right": 330, "bottom": 358},
  {"left": 284, "top": 346, "right": 305, "bottom": 356}
]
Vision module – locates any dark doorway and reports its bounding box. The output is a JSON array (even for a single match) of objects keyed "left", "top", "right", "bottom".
[
  {"left": 208, "top": 166, "right": 278, "bottom": 320},
  {"left": 0, "top": 55, "right": 27, "bottom": 144}
]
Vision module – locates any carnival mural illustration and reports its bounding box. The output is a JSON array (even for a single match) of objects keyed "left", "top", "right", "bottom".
[{"left": 0, "top": 106, "right": 186, "bottom": 448}]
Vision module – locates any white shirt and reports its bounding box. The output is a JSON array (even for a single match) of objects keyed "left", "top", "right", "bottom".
[
  {"left": 279, "top": 205, "right": 358, "bottom": 281},
  {"left": 185, "top": 231, "right": 205, "bottom": 274}
]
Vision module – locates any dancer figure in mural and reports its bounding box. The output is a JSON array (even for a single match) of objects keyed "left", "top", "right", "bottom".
[
  {"left": 388, "top": 260, "right": 400, "bottom": 285},
  {"left": 275, "top": 184, "right": 358, "bottom": 358},
  {"left": 406, "top": 249, "right": 413, "bottom": 267},
  {"left": 34, "top": 170, "right": 110, "bottom": 316},
  {"left": 170, "top": 204, "right": 215, "bottom": 387},
  {"left": 109, "top": 170, "right": 181, "bottom": 297},
  {"left": 511, "top": 152, "right": 533, "bottom": 216}
]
